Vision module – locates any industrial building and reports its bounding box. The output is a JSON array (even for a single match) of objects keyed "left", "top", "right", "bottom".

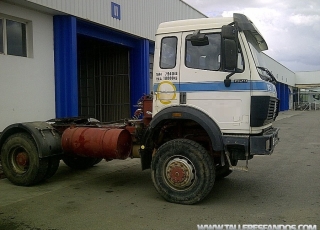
[{"left": 0, "top": 0, "right": 319, "bottom": 131}]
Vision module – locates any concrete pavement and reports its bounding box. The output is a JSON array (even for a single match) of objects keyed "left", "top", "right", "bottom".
[
  {"left": 0, "top": 110, "right": 319, "bottom": 230},
  {"left": 275, "top": 110, "right": 304, "bottom": 121}
]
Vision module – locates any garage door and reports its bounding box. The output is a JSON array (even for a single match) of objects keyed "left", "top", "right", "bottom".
[{"left": 78, "top": 35, "right": 130, "bottom": 122}]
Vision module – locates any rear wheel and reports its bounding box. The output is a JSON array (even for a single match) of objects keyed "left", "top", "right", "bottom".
[
  {"left": 62, "top": 155, "right": 99, "bottom": 170},
  {"left": 0, "top": 133, "right": 49, "bottom": 186},
  {"left": 151, "top": 139, "right": 215, "bottom": 204}
]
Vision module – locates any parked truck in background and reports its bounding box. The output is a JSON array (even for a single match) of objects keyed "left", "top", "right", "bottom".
[{"left": 0, "top": 13, "right": 279, "bottom": 204}]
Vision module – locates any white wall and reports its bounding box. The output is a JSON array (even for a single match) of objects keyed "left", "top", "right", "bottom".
[
  {"left": 295, "top": 71, "right": 320, "bottom": 85},
  {"left": 26, "top": 0, "right": 206, "bottom": 41},
  {"left": 0, "top": 1, "right": 55, "bottom": 131},
  {"left": 261, "top": 53, "right": 296, "bottom": 87}
]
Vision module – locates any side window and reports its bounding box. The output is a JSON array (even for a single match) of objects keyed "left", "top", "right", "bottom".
[
  {"left": 237, "top": 45, "right": 244, "bottom": 72},
  {"left": 160, "top": 37, "right": 177, "bottom": 69},
  {"left": 6, "top": 19, "right": 27, "bottom": 57},
  {"left": 185, "top": 33, "right": 221, "bottom": 71},
  {"left": 0, "top": 15, "right": 31, "bottom": 57}
]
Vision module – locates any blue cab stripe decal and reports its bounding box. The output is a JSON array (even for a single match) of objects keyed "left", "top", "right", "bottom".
[{"left": 154, "top": 81, "right": 276, "bottom": 93}]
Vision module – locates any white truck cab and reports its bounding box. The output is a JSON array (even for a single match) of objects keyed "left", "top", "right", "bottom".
[
  {"left": 140, "top": 14, "right": 279, "bottom": 204},
  {"left": 153, "top": 13, "right": 278, "bottom": 136}
]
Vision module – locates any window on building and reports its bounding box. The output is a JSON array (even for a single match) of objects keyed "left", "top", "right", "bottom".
[
  {"left": 0, "top": 15, "right": 30, "bottom": 57},
  {"left": 160, "top": 37, "right": 177, "bottom": 69},
  {"left": 185, "top": 33, "right": 221, "bottom": 71},
  {"left": 6, "top": 19, "right": 27, "bottom": 57}
]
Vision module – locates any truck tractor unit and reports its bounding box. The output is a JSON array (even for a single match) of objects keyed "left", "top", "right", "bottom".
[{"left": 0, "top": 14, "right": 279, "bottom": 204}]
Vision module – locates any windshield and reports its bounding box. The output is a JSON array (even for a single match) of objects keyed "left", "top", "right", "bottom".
[
  {"left": 248, "top": 42, "right": 265, "bottom": 69},
  {"left": 248, "top": 41, "right": 276, "bottom": 83}
]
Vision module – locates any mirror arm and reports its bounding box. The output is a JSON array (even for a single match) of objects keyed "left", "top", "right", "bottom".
[{"left": 224, "top": 72, "right": 236, "bottom": 87}]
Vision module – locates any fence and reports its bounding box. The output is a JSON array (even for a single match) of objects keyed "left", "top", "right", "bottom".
[{"left": 293, "top": 102, "right": 320, "bottom": 111}]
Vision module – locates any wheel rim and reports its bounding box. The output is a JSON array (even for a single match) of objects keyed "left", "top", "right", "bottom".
[
  {"left": 164, "top": 156, "right": 196, "bottom": 191},
  {"left": 10, "top": 147, "right": 30, "bottom": 174}
]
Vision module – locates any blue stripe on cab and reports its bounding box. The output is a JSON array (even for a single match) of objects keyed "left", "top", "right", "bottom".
[{"left": 154, "top": 81, "right": 276, "bottom": 93}]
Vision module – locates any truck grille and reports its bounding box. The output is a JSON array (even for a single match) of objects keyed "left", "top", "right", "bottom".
[
  {"left": 268, "top": 97, "right": 279, "bottom": 121},
  {"left": 250, "top": 96, "right": 279, "bottom": 127}
]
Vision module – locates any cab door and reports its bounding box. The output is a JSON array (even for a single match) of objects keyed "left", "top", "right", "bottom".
[
  {"left": 179, "top": 29, "right": 251, "bottom": 133},
  {"left": 153, "top": 33, "right": 181, "bottom": 114}
]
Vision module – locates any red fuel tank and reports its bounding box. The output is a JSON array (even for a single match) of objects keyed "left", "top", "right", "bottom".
[{"left": 61, "top": 127, "right": 132, "bottom": 159}]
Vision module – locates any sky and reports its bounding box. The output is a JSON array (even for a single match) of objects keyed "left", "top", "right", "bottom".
[{"left": 183, "top": 0, "right": 320, "bottom": 72}]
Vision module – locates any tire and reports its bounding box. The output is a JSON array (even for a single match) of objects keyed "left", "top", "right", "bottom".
[
  {"left": 62, "top": 155, "right": 98, "bottom": 170},
  {"left": 44, "top": 156, "right": 60, "bottom": 180},
  {"left": 151, "top": 139, "right": 215, "bottom": 205},
  {"left": 0, "top": 133, "right": 49, "bottom": 186},
  {"left": 215, "top": 158, "right": 237, "bottom": 180}
]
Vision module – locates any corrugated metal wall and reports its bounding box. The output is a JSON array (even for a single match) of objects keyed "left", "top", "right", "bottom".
[
  {"left": 26, "top": 0, "right": 206, "bottom": 41},
  {"left": 262, "top": 53, "right": 296, "bottom": 87}
]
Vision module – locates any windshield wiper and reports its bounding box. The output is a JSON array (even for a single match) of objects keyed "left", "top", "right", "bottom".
[{"left": 257, "top": 66, "right": 278, "bottom": 84}]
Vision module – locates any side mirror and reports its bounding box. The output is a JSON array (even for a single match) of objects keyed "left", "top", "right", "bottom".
[
  {"left": 221, "top": 25, "right": 239, "bottom": 87},
  {"left": 222, "top": 25, "right": 238, "bottom": 71},
  {"left": 223, "top": 39, "right": 237, "bottom": 70},
  {"left": 222, "top": 25, "right": 237, "bottom": 40},
  {"left": 186, "top": 30, "right": 209, "bottom": 46}
]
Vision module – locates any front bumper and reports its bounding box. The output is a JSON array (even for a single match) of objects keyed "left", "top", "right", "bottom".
[{"left": 250, "top": 127, "right": 280, "bottom": 155}]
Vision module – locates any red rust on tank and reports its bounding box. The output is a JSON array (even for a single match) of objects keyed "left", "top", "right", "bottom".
[{"left": 61, "top": 127, "right": 132, "bottom": 159}]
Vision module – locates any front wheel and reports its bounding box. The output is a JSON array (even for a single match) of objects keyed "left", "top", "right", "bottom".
[{"left": 151, "top": 139, "right": 215, "bottom": 205}]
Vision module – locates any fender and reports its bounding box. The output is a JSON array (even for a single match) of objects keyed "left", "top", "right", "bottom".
[
  {"left": 0, "top": 122, "right": 62, "bottom": 158},
  {"left": 140, "top": 106, "right": 223, "bottom": 170}
]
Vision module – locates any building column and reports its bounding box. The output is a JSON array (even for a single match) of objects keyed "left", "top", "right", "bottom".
[
  {"left": 130, "top": 39, "right": 150, "bottom": 115},
  {"left": 281, "top": 83, "right": 286, "bottom": 111},
  {"left": 276, "top": 83, "right": 282, "bottom": 111},
  {"left": 53, "top": 16, "right": 78, "bottom": 118},
  {"left": 285, "top": 85, "right": 289, "bottom": 110}
]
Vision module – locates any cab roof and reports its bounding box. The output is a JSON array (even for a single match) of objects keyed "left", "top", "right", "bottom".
[
  {"left": 156, "top": 17, "right": 233, "bottom": 35},
  {"left": 156, "top": 13, "right": 268, "bottom": 51}
]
